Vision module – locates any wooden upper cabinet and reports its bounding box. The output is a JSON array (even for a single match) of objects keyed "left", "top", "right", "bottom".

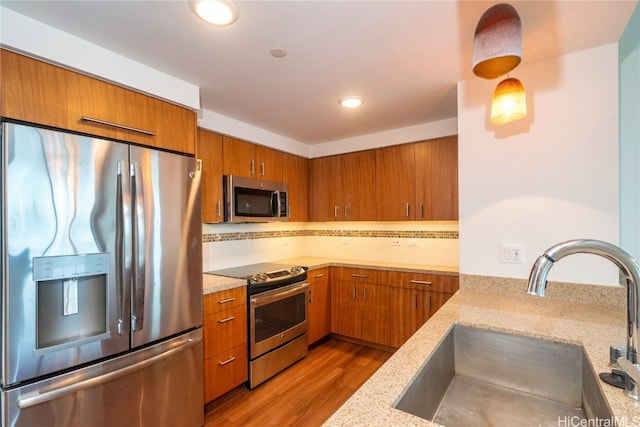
[
  {"left": 376, "top": 144, "right": 416, "bottom": 220},
  {"left": 415, "top": 136, "right": 458, "bottom": 220},
  {"left": 222, "top": 136, "right": 284, "bottom": 181},
  {"left": 283, "top": 152, "right": 309, "bottom": 222},
  {"left": 0, "top": 49, "right": 196, "bottom": 154},
  {"left": 222, "top": 136, "right": 256, "bottom": 177},
  {"left": 341, "top": 150, "right": 377, "bottom": 221},
  {"left": 255, "top": 145, "right": 284, "bottom": 182},
  {"left": 309, "top": 155, "right": 343, "bottom": 221},
  {"left": 197, "top": 128, "right": 224, "bottom": 223}
]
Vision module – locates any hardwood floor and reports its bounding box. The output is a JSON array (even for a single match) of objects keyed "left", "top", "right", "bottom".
[{"left": 204, "top": 338, "right": 393, "bottom": 427}]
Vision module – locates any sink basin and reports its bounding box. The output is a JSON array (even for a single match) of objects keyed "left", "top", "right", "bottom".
[{"left": 395, "top": 324, "right": 612, "bottom": 426}]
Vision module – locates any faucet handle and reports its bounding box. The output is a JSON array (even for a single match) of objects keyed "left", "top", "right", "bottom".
[{"left": 610, "top": 344, "right": 626, "bottom": 366}]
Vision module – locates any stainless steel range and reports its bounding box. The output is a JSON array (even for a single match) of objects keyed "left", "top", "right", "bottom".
[{"left": 207, "top": 263, "right": 308, "bottom": 388}]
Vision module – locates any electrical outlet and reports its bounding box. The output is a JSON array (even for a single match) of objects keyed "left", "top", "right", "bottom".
[
  {"left": 501, "top": 244, "right": 524, "bottom": 264},
  {"left": 392, "top": 239, "right": 401, "bottom": 246},
  {"left": 342, "top": 237, "right": 351, "bottom": 246},
  {"left": 408, "top": 239, "right": 419, "bottom": 247}
]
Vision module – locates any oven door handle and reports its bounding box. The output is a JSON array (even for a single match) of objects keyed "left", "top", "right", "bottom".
[{"left": 251, "top": 282, "right": 309, "bottom": 307}]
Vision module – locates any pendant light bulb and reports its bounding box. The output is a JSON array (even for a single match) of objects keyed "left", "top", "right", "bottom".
[{"left": 491, "top": 77, "right": 527, "bottom": 125}]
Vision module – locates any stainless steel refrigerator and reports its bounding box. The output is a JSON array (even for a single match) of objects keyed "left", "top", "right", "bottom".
[{"left": 0, "top": 121, "right": 204, "bottom": 426}]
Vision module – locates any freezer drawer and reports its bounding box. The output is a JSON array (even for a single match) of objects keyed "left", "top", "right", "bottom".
[{"left": 1, "top": 329, "right": 203, "bottom": 427}]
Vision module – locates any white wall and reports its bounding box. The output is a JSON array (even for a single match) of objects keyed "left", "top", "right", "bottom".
[{"left": 458, "top": 43, "right": 620, "bottom": 285}]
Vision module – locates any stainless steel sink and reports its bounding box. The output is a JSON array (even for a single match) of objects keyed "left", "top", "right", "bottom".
[{"left": 394, "top": 324, "right": 613, "bottom": 426}]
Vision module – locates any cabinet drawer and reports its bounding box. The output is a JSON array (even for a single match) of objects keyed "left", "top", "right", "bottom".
[
  {"left": 204, "top": 343, "right": 248, "bottom": 403},
  {"left": 308, "top": 267, "right": 330, "bottom": 284},
  {"left": 204, "top": 304, "right": 247, "bottom": 357},
  {"left": 203, "top": 286, "right": 246, "bottom": 314},
  {"left": 388, "top": 271, "right": 459, "bottom": 294},
  {"left": 331, "top": 267, "right": 387, "bottom": 284}
]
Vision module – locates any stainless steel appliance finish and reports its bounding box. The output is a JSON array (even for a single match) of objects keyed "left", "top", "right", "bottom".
[
  {"left": 207, "top": 263, "right": 308, "bottom": 388},
  {"left": 223, "top": 175, "right": 289, "bottom": 223},
  {"left": 1, "top": 122, "right": 203, "bottom": 426},
  {"left": 395, "top": 325, "right": 613, "bottom": 425},
  {"left": 528, "top": 239, "right": 640, "bottom": 401}
]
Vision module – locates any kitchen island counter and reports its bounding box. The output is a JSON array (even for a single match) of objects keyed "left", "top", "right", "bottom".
[{"left": 324, "top": 276, "right": 638, "bottom": 426}]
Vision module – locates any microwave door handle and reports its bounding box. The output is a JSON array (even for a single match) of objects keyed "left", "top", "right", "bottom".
[
  {"left": 273, "top": 190, "right": 281, "bottom": 217},
  {"left": 116, "top": 161, "right": 132, "bottom": 336},
  {"left": 131, "top": 162, "right": 146, "bottom": 331}
]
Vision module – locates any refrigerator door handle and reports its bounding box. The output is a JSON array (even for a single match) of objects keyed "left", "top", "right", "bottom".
[
  {"left": 16, "top": 334, "right": 202, "bottom": 409},
  {"left": 131, "top": 162, "right": 146, "bottom": 331},
  {"left": 116, "top": 161, "right": 132, "bottom": 335}
]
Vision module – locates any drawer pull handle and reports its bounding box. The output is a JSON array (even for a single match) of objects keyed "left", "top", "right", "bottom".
[
  {"left": 351, "top": 274, "right": 369, "bottom": 278},
  {"left": 314, "top": 273, "right": 325, "bottom": 278},
  {"left": 218, "top": 316, "right": 236, "bottom": 323},
  {"left": 218, "top": 356, "right": 236, "bottom": 366},
  {"left": 218, "top": 297, "right": 235, "bottom": 304},
  {"left": 410, "top": 280, "right": 432, "bottom": 286},
  {"left": 81, "top": 116, "right": 155, "bottom": 136}
]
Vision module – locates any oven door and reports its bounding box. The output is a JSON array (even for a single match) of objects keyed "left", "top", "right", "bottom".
[{"left": 249, "top": 282, "right": 308, "bottom": 359}]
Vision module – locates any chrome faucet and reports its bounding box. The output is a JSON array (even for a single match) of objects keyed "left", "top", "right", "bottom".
[{"left": 527, "top": 239, "right": 640, "bottom": 400}]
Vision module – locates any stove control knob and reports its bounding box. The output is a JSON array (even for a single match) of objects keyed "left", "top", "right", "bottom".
[
  {"left": 291, "top": 266, "right": 303, "bottom": 274},
  {"left": 250, "top": 273, "right": 267, "bottom": 284}
]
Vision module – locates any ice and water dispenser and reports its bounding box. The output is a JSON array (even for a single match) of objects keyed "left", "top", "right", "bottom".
[{"left": 33, "top": 253, "right": 110, "bottom": 352}]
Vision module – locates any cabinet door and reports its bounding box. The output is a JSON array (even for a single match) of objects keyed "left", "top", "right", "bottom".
[
  {"left": 223, "top": 136, "right": 256, "bottom": 177},
  {"left": 424, "top": 291, "right": 453, "bottom": 321},
  {"left": 307, "top": 268, "right": 331, "bottom": 345},
  {"left": 390, "top": 288, "right": 425, "bottom": 348},
  {"left": 1, "top": 49, "right": 196, "bottom": 155},
  {"left": 376, "top": 144, "right": 416, "bottom": 220},
  {"left": 197, "top": 129, "right": 224, "bottom": 223},
  {"left": 255, "top": 145, "right": 284, "bottom": 182},
  {"left": 330, "top": 280, "right": 359, "bottom": 339},
  {"left": 1, "top": 49, "right": 64, "bottom": 127},
  {"left": 204, "top": 343, "right": 248, "bottom": 403},
  {"left": 359, "top": 283, "right": 391, "bottom": 346},
  {"left": 415, "top": 136, "right": 458, "bottom": 220},
  {"left": 309, "top": 155, "right": 343, "bottom": 221},
  {"left": 342, "top": 150, "right": 377, "bottom": 220},
  {"left": 283, "top": 153, "right": 308, "bottom": 222}
]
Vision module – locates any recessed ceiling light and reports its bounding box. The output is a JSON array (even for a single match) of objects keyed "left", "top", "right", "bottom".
[
  {"left": 191, "top": 0, "right": 238, "bottom": 27},
  {"left": 339, "top": 96, "right": 364, "bottom": 108}
]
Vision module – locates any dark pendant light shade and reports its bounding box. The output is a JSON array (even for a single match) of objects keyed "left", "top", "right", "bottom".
[{"left": 472, "top": 3, "right": 523, "bottom": 79}]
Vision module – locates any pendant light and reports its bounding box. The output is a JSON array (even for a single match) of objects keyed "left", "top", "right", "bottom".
[
  {"left": 472, "top": 3, "right": 522, "bottom": 79},
  {"left": 491, "top": 77, "right": 527, "bottom": 125}
]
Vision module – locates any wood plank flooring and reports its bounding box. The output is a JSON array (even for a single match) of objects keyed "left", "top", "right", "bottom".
[{"left": 204, "top": 338, "right": 393, "bottom": 427}]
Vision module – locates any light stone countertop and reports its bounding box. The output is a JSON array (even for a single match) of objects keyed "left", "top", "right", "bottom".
[
  {"left": 202, "top": 257, "right": 459, "bottom": 295},
  {"left": 324, "top": 277, "right": 640, "bottom": 426}
]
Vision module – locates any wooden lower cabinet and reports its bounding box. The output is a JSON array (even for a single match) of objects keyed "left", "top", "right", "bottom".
[
  {"left": 389, "top": 288, "right": 453, "bottom": 347},
  {"left": 307, "top": 268, "right": 331, "bottom": 345},
  {"left": 388, "top": 272, "right": 458, "bottom": 347},
  {"left": 331, "top": 279, "right": 391, "bottom": 347},
  {"left": 203, "top": 287, "right": 248, "bottom": 404}
]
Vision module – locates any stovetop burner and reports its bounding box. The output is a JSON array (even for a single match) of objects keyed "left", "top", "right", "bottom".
[{"left": 206, "top": 263, "right": 307, "bottom": 295}]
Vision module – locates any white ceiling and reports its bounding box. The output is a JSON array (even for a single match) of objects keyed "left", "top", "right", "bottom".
[{"left": 1, "top": 1, "right": 637, "bottom": 145}]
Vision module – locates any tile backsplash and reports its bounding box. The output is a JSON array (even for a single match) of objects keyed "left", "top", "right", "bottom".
[{"left": 202, "top": 221, "right": 459, "bottom": 271}]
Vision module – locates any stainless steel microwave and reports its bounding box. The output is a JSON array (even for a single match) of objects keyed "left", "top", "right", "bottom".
[{"left": 223, "top": 175, "right": 289, "bottom": 222}]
